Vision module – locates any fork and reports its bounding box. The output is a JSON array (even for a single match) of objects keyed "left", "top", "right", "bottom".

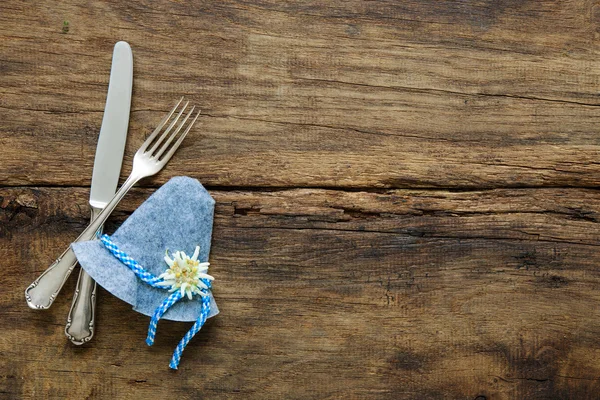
[{"left": 25, "top": 98, "right": 199, "bottom": 309}]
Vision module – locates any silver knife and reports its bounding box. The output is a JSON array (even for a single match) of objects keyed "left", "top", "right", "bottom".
[
  {"left": 25, "top": 41, "right": 133, "bottom": 316},
  {"left": 65, "top": 41, "right": 133, "bottom": 344}
]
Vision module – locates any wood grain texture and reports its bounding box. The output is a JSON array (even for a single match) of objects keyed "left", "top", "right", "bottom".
[{"left": 2, "top": 0, "right": 600, "bottom": 399}]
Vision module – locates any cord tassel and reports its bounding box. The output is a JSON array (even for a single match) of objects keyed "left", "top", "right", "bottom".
[
  {"left": 100, "top": 234, "right": 214, "bottom": 369},
  {"left": 170, "top": 296, "right": 211, "bottom": 369}
]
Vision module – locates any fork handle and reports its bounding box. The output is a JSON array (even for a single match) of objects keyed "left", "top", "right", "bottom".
[
  {"left": 65, "top": 207, "right": 102, "bottom": 344},
  {"left": 25, "top": 172, "right": 141, "bottom": 309},
  {"left": 25, "top": 247, "right": 79, "bottom": 309}
]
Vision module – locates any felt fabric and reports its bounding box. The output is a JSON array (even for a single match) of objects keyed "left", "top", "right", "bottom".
[{"left": 72, "top": 176, "right": 218, "bottom": 322}]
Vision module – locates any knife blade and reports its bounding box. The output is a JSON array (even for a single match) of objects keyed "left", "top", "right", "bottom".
[{"left": 25, "top": 41, "right": 133, "bottom": 312}]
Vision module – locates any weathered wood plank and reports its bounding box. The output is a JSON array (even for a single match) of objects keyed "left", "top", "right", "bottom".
[
  {"left": 2, "top": 1, "right": 600, "bottom": 188},
  {"left": 2, "top": 187, "right": 599, "bottom": 399}
]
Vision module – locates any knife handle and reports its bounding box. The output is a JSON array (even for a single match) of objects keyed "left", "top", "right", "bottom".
[
  {"left": 65, "top": 269, "right": 97, "bottom": 344},
  {"left": 65, "top": 207, "right": 102, "bottom": 344},
  {"left": 25, "top": 247, "right": 78, "bottom": 309}
]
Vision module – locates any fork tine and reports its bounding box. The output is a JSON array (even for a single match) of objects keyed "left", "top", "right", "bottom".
[
  {"left": 158, "top": 111, "right": 200, "bottom": 164},
  {"left": 154, "top": 106, "right": 195, "bottom": 160},
  {"left": 147, "top": 101, "right": 189, "bottom": 155},
  {"left": 138, "top": 97, "right": 184, "bottom": 153}
]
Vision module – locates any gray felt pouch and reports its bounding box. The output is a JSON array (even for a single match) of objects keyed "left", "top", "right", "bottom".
[{"left": 72, "top": 176, "right": 218, "bottom": 322}]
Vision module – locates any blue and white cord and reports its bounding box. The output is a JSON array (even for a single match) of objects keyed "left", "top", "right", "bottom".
[
  {"left": 100, "top": 235, "right": 164, "bottom": 288},
  {"left": 170, "top": 295, "right": 211, "bottom": 369}
]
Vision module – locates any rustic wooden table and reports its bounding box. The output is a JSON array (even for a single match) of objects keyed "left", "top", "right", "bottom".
[{"left": 2, "top": 1, "right": 600, "bottom": 399}]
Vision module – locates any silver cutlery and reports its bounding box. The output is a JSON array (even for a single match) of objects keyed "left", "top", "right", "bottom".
[
  {"left": 25, "top": 98, "right": 199, "bottom": 310},
  {"left": 65, "top": 41, "right": 133, "bottom": 344}
]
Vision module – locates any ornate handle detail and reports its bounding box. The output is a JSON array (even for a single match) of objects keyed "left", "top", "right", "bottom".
[
  {"left": 65, "top": 269, "right": 97, "bottom": 344},
  {"left": 65, "top": 207, "right": 102, "bottom": 344},
  {"left": 25, "top": 248, "right": 78, "bottom": 309}
]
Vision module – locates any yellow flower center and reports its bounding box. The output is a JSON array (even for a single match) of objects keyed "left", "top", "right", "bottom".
[{"left": 169, "top": 258, "right": 202, "bottom": 288}]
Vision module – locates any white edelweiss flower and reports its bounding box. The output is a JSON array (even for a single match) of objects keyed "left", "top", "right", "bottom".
[{"left": 157, "top": 246, "right": 214, "bottom": 299}]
